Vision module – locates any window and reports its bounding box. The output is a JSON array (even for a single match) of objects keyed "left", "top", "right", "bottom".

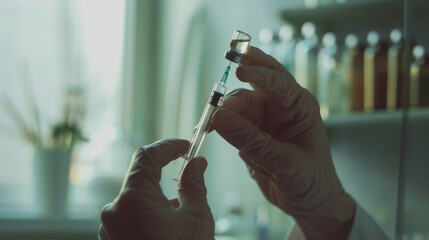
[{"left": 0, "top": 0, "right": 126, "bottom": 218}]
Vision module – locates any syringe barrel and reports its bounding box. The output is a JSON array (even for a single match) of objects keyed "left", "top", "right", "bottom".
[
  {"left": 176, "top": 82, "right": 226, "bottom": 180},
  {"left": 185, "top": 82, "right": 226, "bottom": 159},
  {"left": 184, "top": 105, "right": 215, "bottom": 159}
]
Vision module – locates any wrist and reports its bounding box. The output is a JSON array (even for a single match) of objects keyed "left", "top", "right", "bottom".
[{"left": 294, "top": 196, "right": 356, "bottom": 240}]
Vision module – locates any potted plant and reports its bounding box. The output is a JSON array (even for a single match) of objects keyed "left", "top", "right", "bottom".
[{"left": 2, "top": 83, "right": 87, "bottom": 218}]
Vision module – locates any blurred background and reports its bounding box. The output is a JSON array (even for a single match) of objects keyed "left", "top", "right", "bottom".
[{"left": 0, "top": 0, "right": 428, "bottom": 239}]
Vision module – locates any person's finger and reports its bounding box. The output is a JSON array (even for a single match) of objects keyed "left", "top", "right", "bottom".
[
  {"left": 168, "top": 198, "right": 180, "bottom": 209},
  {"left": 117, "top": 139, "right": 189, "bottom": 208},
  {"left": 213, "top": 108, "right": 301, "bottom": 177},
  {"left": 99, "top": 202, "right": 117, "bottom": 240},
  {"left": 126, "top": 139, "right": 189, "bottom": 185},
  {"left": 208, "top": 89, "right": 263, "bottom": 133},
  {"left": 178, "top": 157, "right": 209, "bottom": 207},
  {"left": 177, "top": 157, "right": 214, "bottom": 238},
  {"left": 239, "top": 46, "right": 299, "bottom": 101},
  {"left": 217, "top": 89, "right": 265, "bottom": 126},
  {"left": 98, "top": 225, "right": 111, "bottom": 240},
  {"left": 241, "top": 46, "right": 285, "bottom": 71},
  {"left": 235, "top": 65, "right": 323, "bottom": 139},
  {"left": 236, "top": 65, "right": 301, "bottom": 101},
  {"left": 241, "top": 159, "right": 278, "bottom": 206},
  {"left": 177, "top": 157, "right": 214, "bottom": 233},
  {"left": 239, "top": 152, "right": 271, "bottom": 180}
]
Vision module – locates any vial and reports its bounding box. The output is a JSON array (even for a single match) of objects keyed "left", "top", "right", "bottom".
[{"left": 224, "top": 30, "right": 252, "bottom": 63}]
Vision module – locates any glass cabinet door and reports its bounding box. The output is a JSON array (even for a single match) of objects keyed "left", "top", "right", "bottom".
[
  {"left": 397, "top": 0, "right": 429, "bottom": 238},
  {"left": 278, "top": 0, "right": 406, "bottom": 238}
]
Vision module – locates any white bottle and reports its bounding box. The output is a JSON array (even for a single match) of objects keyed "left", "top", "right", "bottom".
[
  {"left": 387, "top": 29, "right": 404, "bottom": 110},
  {"left": 295, "top": 22, "right": 319, "bottom": 96},
  {"left": 258, "top": 28, "right": 275, "bottom": 56},
  {"left": 343, "top": 33, "right": 364, "bottom": 112},
  {"left": 410, "top": 45, "right": 429, "bottom": 107},
  {"left": 273, "top": 24, "right": 296, "bottom": 75},
  {"left": 317, "top": 32, "right": 343, "bottom": 119}
]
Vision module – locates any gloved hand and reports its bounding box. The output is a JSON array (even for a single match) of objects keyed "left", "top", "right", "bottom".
[
  {"left": 212, "top": 46, "right": 356, "bottom": 239},
  {"left": 99, "top": 139, "right": 214, "bottom": 240}
]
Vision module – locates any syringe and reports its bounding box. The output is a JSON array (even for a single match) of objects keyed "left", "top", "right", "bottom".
[
  {"left": 174, "top": 30, "right": 251, "bottom": 181},
  {"left": 174, "top": 63, "right": 231, "bottom": 181}
]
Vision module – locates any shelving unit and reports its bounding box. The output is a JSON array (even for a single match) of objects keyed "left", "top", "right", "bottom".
[
  {"left": 280, "top": 0, "right": 429, "bottom": 48},
  {"left": 325, "top": 110, "right": 403, "bottom": 128},
  {"left": 0, "top": 218, "right": 99, "bottom": 240},
  {"left": 276, "top": 0, "right": 429, "bottom": 236},
  {"left": 324, "top": 107, "right": 429, "bottom": 128},
  {"left": 280, "top": 0, "right": 403, "bottom": 40},
  {"left": 281, "top": 0, "right": 403, "bottom": 39}
]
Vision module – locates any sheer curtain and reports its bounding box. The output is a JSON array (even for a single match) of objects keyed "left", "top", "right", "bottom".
[
  {"left": 0, "top": 0, "right": 126, "bottom": 217},
  {"left": 0, "top": 0, "right": 208, "bottom": 218},
  {"left": 159, "top": 1, "right": 209, "bottom": 197},
  {"left": 120, "top": 0, "right": 208, "bottom": 197}
]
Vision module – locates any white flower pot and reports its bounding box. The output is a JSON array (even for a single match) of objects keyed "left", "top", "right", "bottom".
[{"left": 33, "top": 148, "right": 72, "bottom": 218}]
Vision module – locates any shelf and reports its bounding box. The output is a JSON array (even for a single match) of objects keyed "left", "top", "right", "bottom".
[
  {"left": 325, "top": 107, "right": 429, "bottom": 129},
  {"left": 325, "top": 110, "right": 403, "bottom": 128},
  {"left": 0, "top": 218, "right": 99, "bottom": 233},
  {"left": 407, "top": 106, "right": 429, "bottom": 121},
  {"left": 0, "top": 218, "right": 99, "bottom": 240},
  {"left": 280, "top": 0, "right": 403, "bottom": 40}
]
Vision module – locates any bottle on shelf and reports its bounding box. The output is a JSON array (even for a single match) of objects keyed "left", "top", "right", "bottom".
[
  {"left": 273, "top": 24, "right": 296, "bottom": 75},
  {"left": 364, "top": 31, "right": 388, "bottom": 112},
  {"left": 295, "top": 22, "right": 319, "bottom": 97},
  {"left": 258, "top": 27, "right": 275, "bottom": 56},
  {"left": 343, "top": 33, "right": 364, "bottom": 112},
  {"left": 410, "top": 45, "right": 429, "bottom": 107},
  {"left": 320, "top": 0, "right": 335, "bottom": 6},
  {"left": 387, "top": 29, "right": 404, "bottom": 110},
  {"left": 317, "top": 32, "right": 344, "bottom": 119},
  {"left": 305, "top": 0, "right": 319, "bottom": 9}
]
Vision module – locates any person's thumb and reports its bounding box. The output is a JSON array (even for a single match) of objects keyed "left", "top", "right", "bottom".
[
  {"left": 178, "top": 157, "right": 208, "bottom": 206},
  {"left": 213, "top": 108, "right": 299, "bottom": 178}
]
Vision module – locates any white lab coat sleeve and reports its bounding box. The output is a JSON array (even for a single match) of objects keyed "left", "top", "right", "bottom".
[
  {"left": 284, "top": 203, "right": 390, "bottom": 240},
  {"left": 348, "top": 203, "right": 390, "bottom": 240}
]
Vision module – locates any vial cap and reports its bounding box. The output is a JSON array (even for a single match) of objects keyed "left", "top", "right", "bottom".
[
  {"left": 224, "top": 50, "right": 243, "bottom": 63},
  {"left": 279, "top": 24, "right": 294, "bottom": 42},
  {"left": 301, "top": 22, "right": 316, "bottom": 38},
  {"left": 345, "top": 33, "right": 359, "bottom": 49},
  {"left": 390, "top": 29, "right": 402, "bottom": 44},
  {"left": 322, "top": 32, "right": 336, "bottom": 46},
  {"left": 413, "top": 45, "right": 425, "bottom": 60},
  {"left": 367, "top": 31, "right": 380, "bottom": 46},
  {"left": 259, "top": 28, "right": 273, "bottom": 44}
]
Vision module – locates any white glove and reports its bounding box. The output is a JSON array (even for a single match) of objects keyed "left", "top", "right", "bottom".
[
  {"left": 212, "top": 46, "right": 356, "bottom": 239},
  {"left": 99, "top": 139, "right": 214, "bottom": 240}
]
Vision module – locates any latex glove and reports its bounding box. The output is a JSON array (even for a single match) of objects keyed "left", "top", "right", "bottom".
[
  {"left": 212, "top": 46, "right": 355, "bottom": 239},
  {"left": 99, "top": 139, "right": 214, "bottom": 240}
]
